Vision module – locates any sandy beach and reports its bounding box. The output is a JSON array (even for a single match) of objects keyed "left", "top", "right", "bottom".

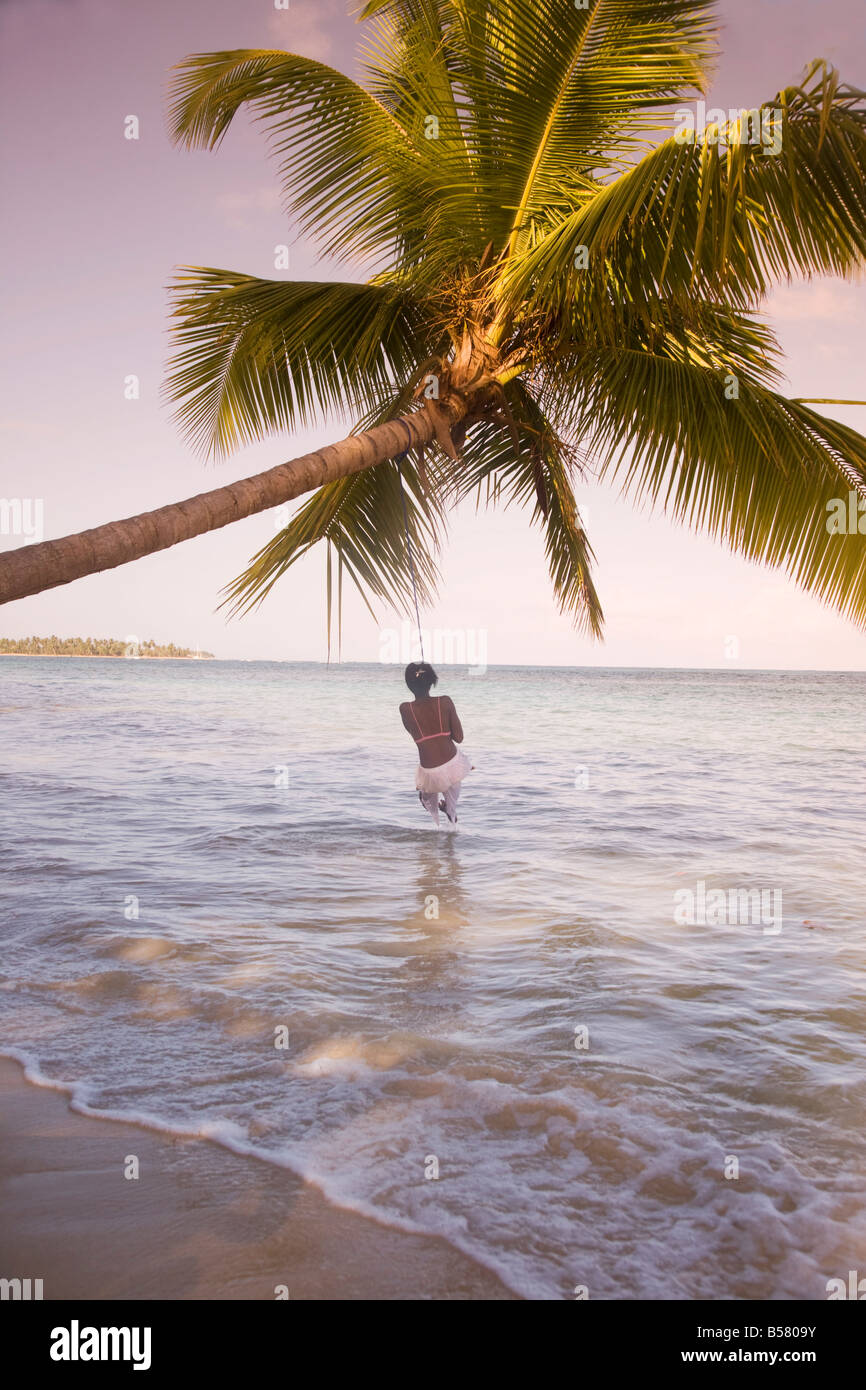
[{"left": 0, "top": 1058, "right": 515, "bottom": 1300}]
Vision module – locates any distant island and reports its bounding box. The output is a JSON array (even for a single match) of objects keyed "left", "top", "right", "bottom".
[{"left": 0, "top": 636, "right": 215, "bottom": 659}]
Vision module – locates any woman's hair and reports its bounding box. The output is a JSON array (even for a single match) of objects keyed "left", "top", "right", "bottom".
[{"left": 404, "top": 662, "right": 438, "bottom": 697}]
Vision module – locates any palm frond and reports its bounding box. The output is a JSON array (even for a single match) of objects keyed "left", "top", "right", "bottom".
[
  {"left": 165, "top": 271, "right": 437, "bottom": 456},
  {"left": 168, "top": 48, "right": 430, "bottom": 264},
  {"left": 362, "top": 0, "right": 716, "bottom": 266},
  {"left": 487, "top": 0, "right": 717, "bottom": 258},
  {"left": 452, "top": 381, "right": 604, "bottom": 635},
  {"left": 548, "top": 348, "right": 866, "bottom": 625},
  {"left": 497, "top": 61, "right": 866, "bottom": 333},
  {"left": 221, "top": 452, "right": 445, "bottom": 622}
]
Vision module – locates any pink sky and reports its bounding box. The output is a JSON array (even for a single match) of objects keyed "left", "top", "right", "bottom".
[{"left": 1, "top": 0, "right": 865, "bottom": 668}]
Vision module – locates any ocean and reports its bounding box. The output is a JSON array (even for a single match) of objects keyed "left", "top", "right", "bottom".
[{"left": 1, "top": 657, "right": 864, "bottom": 1299}]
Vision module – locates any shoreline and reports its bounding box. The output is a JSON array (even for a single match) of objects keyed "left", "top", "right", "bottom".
[
  {"left": 0, "top": 653, "right": 213, "bottom": 660},
  {"left": 0, "top": 1056, "right": 516, "bottom": 1300}
]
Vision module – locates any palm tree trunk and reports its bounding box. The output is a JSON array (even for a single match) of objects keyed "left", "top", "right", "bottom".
[{"left": 0, "top": 403, "right": 463, "bottom": 606}]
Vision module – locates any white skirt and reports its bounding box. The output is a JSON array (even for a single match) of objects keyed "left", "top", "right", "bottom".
[{"left": 415, "top": 750, "right": 472, "bottom": 795}]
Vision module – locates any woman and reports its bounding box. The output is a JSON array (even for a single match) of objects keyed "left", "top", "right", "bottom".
[{"left": 399, "top": 662, "right": 471, "bottom": 826}]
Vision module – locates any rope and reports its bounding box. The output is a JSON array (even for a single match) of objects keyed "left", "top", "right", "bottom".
[{"left": 393, "top": 418, "right": 425, "bottom": 662}]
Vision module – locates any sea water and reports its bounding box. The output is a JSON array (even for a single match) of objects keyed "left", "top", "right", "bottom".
[{"left": 1, "top": 658, "right": 864, "bottom": 1299}]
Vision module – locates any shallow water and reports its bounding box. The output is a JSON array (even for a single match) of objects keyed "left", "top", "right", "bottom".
[{"left": 1, "top": 657, "right": 864, "bottom": 1298}]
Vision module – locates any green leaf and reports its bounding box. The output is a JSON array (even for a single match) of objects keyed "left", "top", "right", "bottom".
[
  {"left": 168, "top": 48, "right": 428, "bottom": 265},
  {"left": 221, "top": 453, "right": 446, "bottom": 621},
  {"left": 554, "top": 347, "right": 866, "bottom": 625},
  {"left": 166, "top": 271, "right": 436, "bottom": 457},
  {"left": 497, "top": 61, "right": 866, "bottom": 332},
  {"left": 453, "top": 379, "right": 604, "bottom": 635}
]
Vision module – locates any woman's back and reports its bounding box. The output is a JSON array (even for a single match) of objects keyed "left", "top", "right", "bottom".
[{"left": 399, "top": 693, "right": 463, "bottom": 768}]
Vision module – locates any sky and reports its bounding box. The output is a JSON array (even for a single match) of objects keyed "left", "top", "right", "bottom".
[{"left": 1, "top": 0, "right": 865, "bottom": 669}]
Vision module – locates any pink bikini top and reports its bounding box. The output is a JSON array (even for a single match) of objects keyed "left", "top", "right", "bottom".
[{"left": 408, "top": 697, "right": 449, "bottom": 743}]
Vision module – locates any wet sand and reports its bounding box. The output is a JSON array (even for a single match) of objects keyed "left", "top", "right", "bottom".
[{"left": 0, "top": 1058, "right": 516, "bottom": 1300}]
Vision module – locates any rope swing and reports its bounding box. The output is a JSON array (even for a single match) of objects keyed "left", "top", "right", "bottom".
[{"left": 393, "top": 418, "right": 426, "bottom": 663}]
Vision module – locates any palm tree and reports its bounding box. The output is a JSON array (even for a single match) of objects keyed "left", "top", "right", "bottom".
[{"left": 3, "top": 0, "right": 866, "bottom": 639}]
